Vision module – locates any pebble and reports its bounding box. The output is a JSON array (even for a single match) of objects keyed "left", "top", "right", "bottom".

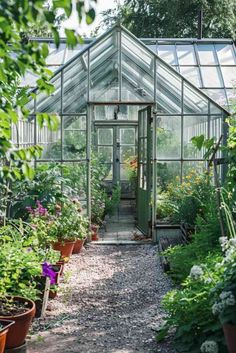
[{"left": 28, "top": 244, "right": 175, "bottom": 353}]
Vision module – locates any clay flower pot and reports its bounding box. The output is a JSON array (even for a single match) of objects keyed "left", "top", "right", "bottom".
[
  {"left": 223, "top": 324, "right": 236, "bottom": 353},
  {"left": 49, "top": 264, "right": 62, "bottom": 299},
  {"left": 53, "top": 240, "right": 75, "bottom": 262},
  {"left": 0, "top": 320, "right": 15, "bottom": 353},
  {"left": 0, "top": 297, "right": 35, "bottom": 349},
  {"left": 72, "top": 238, "right": 85, "bottom": 254},
  {"left": 91, "top": 225, "right": 99, "bottom": 241}
]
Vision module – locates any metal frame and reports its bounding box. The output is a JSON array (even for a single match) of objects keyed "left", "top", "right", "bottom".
[{"left": 18, "top": 24, "right": 230, "bottom": 238}]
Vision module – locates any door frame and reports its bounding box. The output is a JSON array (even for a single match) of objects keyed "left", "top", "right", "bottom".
[{"left": 137, "top": 106, "right": 152, "bottom": 236}]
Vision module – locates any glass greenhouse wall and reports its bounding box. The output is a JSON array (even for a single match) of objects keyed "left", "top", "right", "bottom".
[{"left": 14, "top": 25, "right": 230, "bottom": 239}]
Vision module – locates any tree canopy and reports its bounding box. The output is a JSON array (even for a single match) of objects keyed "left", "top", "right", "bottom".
[{"left": 100, "top": 0, "right": 236, "bottom": 38}]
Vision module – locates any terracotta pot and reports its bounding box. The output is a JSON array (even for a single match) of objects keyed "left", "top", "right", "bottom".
[
  {"left": 49, "top": 288, "right": 58, "bottom": 299},
  {"left": 72, "top": 238, "right": 85, "bottom": 254},
  {"left": 53, "top": 240, "right": 75, "bottom": 262},
  {"left": 0, "top": 320, "right": 15, "bottom": 353},
  {"left": 223, "top": 324, "right": 236, "bottom": 353},
  {"left": 92, "top": 232, "right": 99, "bottom": 241},
  {"left": 0, "top": 297, "right": 35, "bottom": 349}
]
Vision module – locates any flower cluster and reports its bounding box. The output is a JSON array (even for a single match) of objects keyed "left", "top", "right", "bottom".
[
  {"left": 26, "top": 200, "right": 48, "bottom": 217},
  {"left": 42, "top": 262, "right": 57, "bottom": 285},
  {"left": 190, "top": 265, "right": 204, "bottom": 280},
  {"left": 200, "top": 340, "right": 218, "bottom": 353},
  {"left": 212, "top": 291, "right": 236, "bottom": 315}
]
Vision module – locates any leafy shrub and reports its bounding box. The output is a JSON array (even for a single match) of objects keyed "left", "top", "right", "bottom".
[
  {"left": 164, "top": 199, "right": 221, "bottom": 283},
  {"left": 158, "top": 254, "right": 228, "bottom": 353}
]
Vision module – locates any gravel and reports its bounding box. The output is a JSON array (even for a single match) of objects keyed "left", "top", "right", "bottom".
[{"left": 28, "top": 244, "right": 174, "bottom": 353}]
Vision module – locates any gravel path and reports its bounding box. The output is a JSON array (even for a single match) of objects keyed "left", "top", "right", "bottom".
[{"left": 28, "top": 244, "right": 174, "bottom": 353}]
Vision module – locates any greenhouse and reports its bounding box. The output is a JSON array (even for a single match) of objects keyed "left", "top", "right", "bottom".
[
  {"left": 15, "top": 24, "right": 232, "bottom": 239},
  {"left": 1, "top": 3, "right": 236, "bottom": 352}
]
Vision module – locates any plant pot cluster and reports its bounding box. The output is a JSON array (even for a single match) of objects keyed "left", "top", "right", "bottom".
[{"left": 0, "top": 200, "right": 89, "bottom": 352}]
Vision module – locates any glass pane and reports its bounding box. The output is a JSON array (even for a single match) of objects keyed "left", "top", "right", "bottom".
[
  {"left": 210, "top": 116, "right": 223, "bottom": 142},
  {"left": 104, "top": 164, "right": 113, "bottom": 180},
  {"left": 36, "top": 119, "right": 61, "bottom": 160},
  {"left": 176, "top": 45, "right": 196, "bottom": 65},
  {"left": 120, "top": 164, "right": 129, "bottom": 180},
  {"left": 98, "top": 128, "right": 113, "bottom": 145},
  {"left": 156, "top": 161, "right": 181, "bottom": 192},
  {"left": 65, "top": 115, "right": 86, "bottom": 130},
  {"left": 36, "top": 73, "right": 61, "bottom": 112},
  {"left": 201, "top": 66, "right": 223, "bottom": 87},
  {"left": 203, "top": 89, "right": 227, "bottom": 108},
  {"left": 226, "top": 89, "right": 236, "bottom": 107},
  {"left": 46, "top": 43, "right": 66, "bottom": 65},
  {"left": 98, "top": 146, "right": 113, "bottom": 162},
  {"left": 62, "top": 162, "right": 87, "bottom": 201},
  {"left": 221, "top": 67, "right": 236, "bottom": 87},
  {"left": 63, "top": 55, "right": 88, "bottom": 113},
  {"left": 120, "top": 128, "right": 135, "bottom": 144},
  {"left": 215, "top": 44, "right": 236, "bottom": 65},
  {"left": 157, "top": 45, "right": 177, "bottom": 65},
  {"left": 184, "top": 82, "right": 208, "bottom": 114},
  {"left": 180, "top": 66, "right": 201, "bottom": 86},
  {"left": 156, "top": 116, "right": 181, "bottom": 158},
  {"left": 197, "top": 44, "right": 217, "bottom": 65},
  {"left": 120, "top": 146, "right": 135, "bottom": 162},
  {"left": 183, "top": 115, "right": 208, "bottom": 158},
  {"left": 63, "top": 130, "right": 86, "bottom": 159},
  {"left": 122, "top": 32, "right": 155, "bottom": 101},
  {"left": 182, "top": 161, "right": 206, "bottom": 176},
  {"left": 90, "top": 31, "right": 119, "bottom": 102},
  {"left": 156, "top": 61, "right": 182, "bottom": 113}
]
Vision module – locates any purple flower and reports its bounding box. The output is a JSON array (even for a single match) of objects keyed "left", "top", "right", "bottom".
[{"left": 42, "top": 262, "right": 57, "bottom": 285}]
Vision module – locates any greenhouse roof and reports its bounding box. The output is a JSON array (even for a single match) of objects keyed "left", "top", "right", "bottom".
[{"left": 25, "top": 24, "right": 233, "bottom": 114}]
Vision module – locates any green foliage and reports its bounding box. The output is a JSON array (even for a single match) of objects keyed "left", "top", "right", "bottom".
[
  {"left": 100, "top": 0, "right": 236, "bottom": 38},
  {"left": 0, "top": 0, "right": 96, "bottom": 219},
  {"left": 159, "top": 254, "right": 227, "bottom": 353},
  {"left": 157, "top": 169, "right": 214, "bottom": 226},
  {"left": 10, "top": 163, "right": 70, "bottom": 219},
  {"left": 104, "top": 184, "right": 121, "bottom": 216},
  {"left": 164, "top": 199, "right": 221, "bottom": 283}
]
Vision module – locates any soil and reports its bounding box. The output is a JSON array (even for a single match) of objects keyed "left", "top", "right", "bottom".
[
  {"left": 0, "top": 298, "right": 29, "bottom": 317},
  {"left": 28, "top": 244, "right": 175, "bottom": 353}
]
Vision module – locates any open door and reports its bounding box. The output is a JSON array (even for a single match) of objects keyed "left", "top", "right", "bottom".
[{"left": 137, "top": 106, "right": 152, "bottom": 236}]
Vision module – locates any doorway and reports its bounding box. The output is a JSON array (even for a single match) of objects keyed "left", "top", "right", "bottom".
[{"left": 95, "top": 125, "right": 137, "bottom": 199}]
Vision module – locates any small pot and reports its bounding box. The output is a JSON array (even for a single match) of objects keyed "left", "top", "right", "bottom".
[
  {"left": 0, "top": 320, "right": 15, "bottom": 353},
  {"left": 53, "top": 240, "right": 75, "bottom": 262},
  {"left": 0, "top": 297, "right": 35, "bottom": 349},
  {"left": 72, "top": 238, "right": 85, "bottom": 254},
  {"left": 92, "top": 232, "right": 99, "bottom": 241},
  {"left": 223, "top": 324, "right": 236, "bottom": 353},
  {"left": 49, "top": 264, "right": 62, "bottom": 299}
]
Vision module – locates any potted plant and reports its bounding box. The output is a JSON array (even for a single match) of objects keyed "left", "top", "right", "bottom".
[
  {"left": 0, "top": 296, "right": 36, "bottom": 349},
  {"left": 72, "top": 213, "right": 89, "bottom": 254},
  {"left": 91, "top": 224, "right": 99, "bottom": 241},
  {"left": 0, "top": 320, "right": 15, "bottom": 353}
]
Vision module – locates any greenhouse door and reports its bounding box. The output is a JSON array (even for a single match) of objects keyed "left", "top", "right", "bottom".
[
  {"left": 137, "top": 107, "right": 152, "bottom": 236},
  {"left": 96, "top": 125, "right": 137, "bottom": 198}
]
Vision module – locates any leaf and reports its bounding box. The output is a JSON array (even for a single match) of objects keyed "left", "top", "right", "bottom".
[
  {"left": 65, "top": 29, "right": 78, "bottom": 48},
  {"left": 86, "top": 8, "right": 96, "bottom": 25},
  {"left": 191, "top": 135, "right": 205, "bottom": 150},
  {"left": 53, "top": 0, "right": 73, "bottom": 17},
  {"left": 22, "top": 164, "right": 35, "bottom": 180},
  {"left": 41, "top": 43, "right": 49, "bottom": 59}
]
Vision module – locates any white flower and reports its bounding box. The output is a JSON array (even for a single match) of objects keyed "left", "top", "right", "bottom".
[
  {"left": 229, "top": 238, "right": 236, "bottom": 247},
  {"left": 212, "top": 302, "right": 224, "bottom": 315},
  {"left": 204, "top": 277, "right": 212, "bottom": 284},
  {"left": 220, "top": 291, "right": 232, "bottom": 300},
  {"left": 219, "top": 236, "right": 228, "bottom": 247},
  {"left": 225, "top": 296, "right": 236, "bottom": 306},
  {"left": 200, "top": 340, "right": 219, "bottom": 353},
  {"left": 190, "top": 265, "right": 204, "bottom": 280}
]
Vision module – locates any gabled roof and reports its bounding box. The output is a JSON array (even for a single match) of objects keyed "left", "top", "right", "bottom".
[{"left": 28, "top": 24, "right": 230, "bottom": 116}]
